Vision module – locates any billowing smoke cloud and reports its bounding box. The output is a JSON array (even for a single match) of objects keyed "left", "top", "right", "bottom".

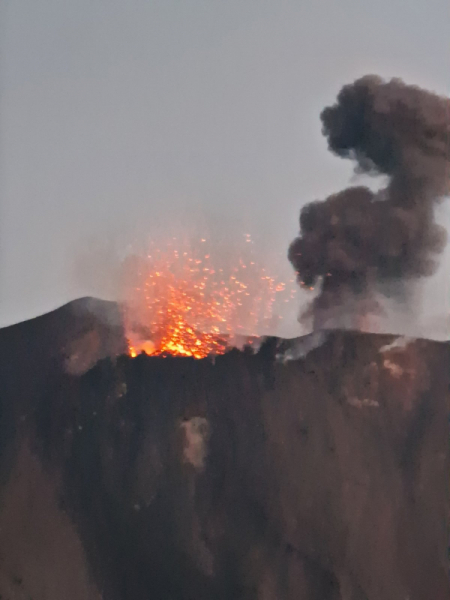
[{"left": 289, "top": 75, "right": 450, "bottom": 324}]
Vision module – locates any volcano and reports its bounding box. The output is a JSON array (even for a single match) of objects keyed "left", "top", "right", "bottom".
[{"left": 0, "top": 297, "right": 448, "bottom": 600}]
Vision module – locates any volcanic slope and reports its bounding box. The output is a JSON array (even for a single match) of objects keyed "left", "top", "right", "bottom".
[{"left": 0, "top": 298, "right": 448, "bottom": 600}]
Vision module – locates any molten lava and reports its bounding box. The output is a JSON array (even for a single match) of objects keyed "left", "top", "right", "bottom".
[{"left": 122, "top": 236, "right": 296, "bottom": 359}]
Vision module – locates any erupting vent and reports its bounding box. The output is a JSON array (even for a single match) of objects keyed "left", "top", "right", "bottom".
[{"left": 122, "top": 236, "right": 296, "bottom": 358}]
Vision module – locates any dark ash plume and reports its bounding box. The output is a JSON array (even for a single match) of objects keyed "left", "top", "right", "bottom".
[{"left": 289, "top": 75, "right": 450, "bottom": 324}]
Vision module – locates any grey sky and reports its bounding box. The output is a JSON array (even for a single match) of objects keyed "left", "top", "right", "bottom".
[{"left": 1, "top": 0, "right": 449, "bottom": 335}]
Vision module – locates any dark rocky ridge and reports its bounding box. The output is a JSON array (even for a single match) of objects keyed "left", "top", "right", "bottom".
[{"left": 0, "top": 298, "right": 448, "bottom": 599}]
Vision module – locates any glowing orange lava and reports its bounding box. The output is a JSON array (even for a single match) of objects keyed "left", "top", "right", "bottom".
[{"left": 122, "top": 236, "right": 296, "bottom": 359}]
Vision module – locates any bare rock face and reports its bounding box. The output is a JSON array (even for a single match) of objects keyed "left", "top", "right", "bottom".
[{"left": 0, "top": 299, "right": 448, "bottom": 600}]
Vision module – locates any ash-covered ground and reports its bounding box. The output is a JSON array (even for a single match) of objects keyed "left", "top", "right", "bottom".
[{"left": 0, "top": 298, "right": 448, "bottom": 600}]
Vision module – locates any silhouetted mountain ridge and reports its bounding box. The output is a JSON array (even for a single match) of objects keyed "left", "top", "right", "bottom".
[{"left": 0, "top": 298, "right": 447, "bottom": 599}]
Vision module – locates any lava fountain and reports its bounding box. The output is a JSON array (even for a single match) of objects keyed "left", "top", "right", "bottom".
[{"left": 121, "top": 235, "right": 297, "bottom": 358}]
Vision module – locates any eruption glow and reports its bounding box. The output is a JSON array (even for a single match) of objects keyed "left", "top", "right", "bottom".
[{"left": 122, "top": 236, "right": 297, "bottom": 358}]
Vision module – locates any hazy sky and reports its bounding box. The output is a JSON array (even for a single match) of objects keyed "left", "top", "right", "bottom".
[{"left": 1, "top": 0, "right": 449, "bottom": 335}]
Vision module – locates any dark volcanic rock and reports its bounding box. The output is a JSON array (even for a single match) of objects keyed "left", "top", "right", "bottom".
[{"left": 0, "top": 299, "right": 448, "bottom": 599}]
